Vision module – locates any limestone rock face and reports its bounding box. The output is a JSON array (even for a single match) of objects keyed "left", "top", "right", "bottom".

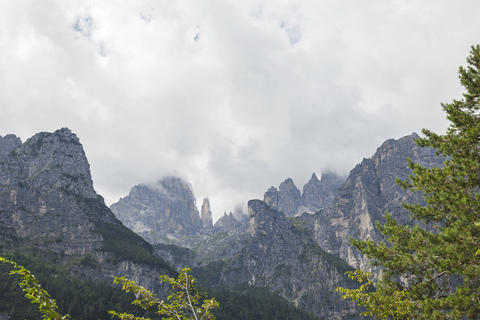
[
  {"left": 277, "top": 178, "right": 302, "bottom": 216},
  {"left": 200, "top": 198, "right": 213, "bottom": 233},
  {"left": 263, "top": 178, "right": 303, "bottom": 216},
  {"left": 307, "top": 133, "right": 445, "bottom": 272},
  {"left": 213, "top": 204, "right": 248, "bottom": 233},
  {"left": 302, "top": 173, "right": 344, "bottom": 212},
  {"left": 110, "top": 176, "right": 203, "bottom": 239},
  {"left": 263, "top": 186, "right": 279, "bottom": 210},
  {"left": 0, "top": 128, "right": 173, "bottom": 290},
  {"left": 0, "top": 128, "right": 112, "bottom": 252},
  {"left": 264, "top": 173, "right": 345, "bottom": 216},
  {"left": 0, "top": 134, "right": 22, "bottom": 160},
  {"left": 213, "top": 200, "right": 361, "bottom": 319}
]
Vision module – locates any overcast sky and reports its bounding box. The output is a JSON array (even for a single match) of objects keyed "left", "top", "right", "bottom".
[{"left": 1, "top": 0, "right": 479, "bottom": 221}]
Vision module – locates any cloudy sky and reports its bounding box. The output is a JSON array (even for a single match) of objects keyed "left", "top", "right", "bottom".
[{"left": 1, "top": 0, "right": 479, "bottom": 221}]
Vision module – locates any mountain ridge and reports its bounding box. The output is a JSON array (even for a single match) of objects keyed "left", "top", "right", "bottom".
[
  {"left": 0, "top": 128, "right": 175, "bottom": 294},
  {"left": 0, "top": 128, "right": 447, "bottom": 319}
]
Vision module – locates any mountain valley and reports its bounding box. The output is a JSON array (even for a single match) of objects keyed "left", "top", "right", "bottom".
[{"left": 0, "top": 128, "right": 445, "bottom": 319}]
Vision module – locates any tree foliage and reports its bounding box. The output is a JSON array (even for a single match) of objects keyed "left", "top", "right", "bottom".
[
  {"left": 337, "top": 45, "right": 480, "bottom": 319},
  {"left": 0, "top": 257, "right": 69, "bottom": 320},
  {"left": 1, "top": 255, "right": 218, "bottom": 320},
  {"left": 109, "top": 267, "right": 219, "bottom": 320}
]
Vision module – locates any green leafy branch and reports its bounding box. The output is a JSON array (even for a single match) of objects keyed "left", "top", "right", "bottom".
[
  {"left": 336, "top": 270, "right": 413, "bottom": 320},
  {"left": 0, "top": 257, "right": 70, "bottom": 320},
  {"left": 109, "top": 267, "right": 219, "bottom": 320}
]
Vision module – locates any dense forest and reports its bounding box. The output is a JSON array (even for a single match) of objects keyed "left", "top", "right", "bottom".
[{"left": 0, "top": 252, "right": 320, "bottom": 320}]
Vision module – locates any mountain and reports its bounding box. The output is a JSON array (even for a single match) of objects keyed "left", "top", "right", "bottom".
[
  {"left": 106, "top": 132, "right": 444, "bottom": 319},
  {"left": 195, "top": 200, "right": 362, "bottom": 319},
  {"left": 213, "top": 204, "right": 249, "bottom": 232},
  {"left": 0, "top": 128, "right": 326, "bottom": 320},
  {"left": 303, "top": 133, "right": 445, "bottom": 272},
  {"left": 0, "top": 128, "right": 446, "bottom": 319},
  {"left": 110, "top": 176, "right": 204, "bottom": 242},
  {"left": 0, "top": 128, "right": 174, "bottom": 292},
  {"left": 302, "top": 172, "right": 345, "bottom": 213},
  {"left": 264, "top": 173, "right": 345, "bottom": 216},
  {"left": 201, "top": 197, "right": 214, "bottom": 234}
]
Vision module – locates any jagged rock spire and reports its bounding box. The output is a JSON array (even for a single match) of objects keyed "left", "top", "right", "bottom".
[{"left": 201, "top": 197, "right": 213, "bottom": 232}]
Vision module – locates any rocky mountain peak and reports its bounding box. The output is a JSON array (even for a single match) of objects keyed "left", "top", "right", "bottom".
[
  {"left": 0, "top": 128, "right": 121, "bottom": 254},
  {"left": 0, "top": 128, "right": 175, "bottom": 297},
  {"left": 263, "top": 186, "right": 279, "bottom": 210},
  {"left": 247, "top": 199, "right": 288, "bottom": 237},
  {"left": 302, "top": 172, "right": 345, "bottom": 213},
  {"left": 308, "top": 133, "right": 445, "bottom": 273},
  {"left": 110, "top": 176, "right": 203, "bottom": 239},
  {"left": 201, "top": 197, "right": 213, "bottom": 232},
  {"left": 308, "top": 172, "right": 320, "bottom": 183},
  {"left": 0, "top": 134, "right": 22, "bottom": 160},
  {"left": 0, "top": 128, "right": 97, "bottom": 199},
  {"left": 264, "top": 173, "right": 345, "bottom": 216},
  {"left": 277, "top": 178, "right": 302, "bottom": 216},
  {"left": 213, "top": 209, "right": 248, "bottom": 232}
]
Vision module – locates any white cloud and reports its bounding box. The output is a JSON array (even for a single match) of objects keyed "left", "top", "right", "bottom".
[{"left": 0, "top": 0, "right": 477, "bottom": 221}]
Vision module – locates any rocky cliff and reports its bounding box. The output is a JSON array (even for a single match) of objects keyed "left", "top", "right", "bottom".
[
  {"left": 264, "top": 173, "right": 345, "bottom": 216},
  {"left": 0, "top": 128, "right": 174, "bottom": 291},
  {"left": 196, "top": 200, "right": 361, "bottom": 319},
  {"left": 110, "top": 176, "right": 203, "bottom": 241},
  {"left": 201, "top": 198, "right": 214, "bottom": 233},
  {"left": 302, "top": 173, "right": 345, "bottom": 213},
  {"left": 0, "top": 134, "right": 22, "bottom": 160},
  {"left": 0, "top": 128, "right": 445, "bottom": 319},
  {"left": 304, "top": 133, "right": 445, "bottom": 272},
  {"left": 213, "top": 204, "right": 249, "bottom": 233}
]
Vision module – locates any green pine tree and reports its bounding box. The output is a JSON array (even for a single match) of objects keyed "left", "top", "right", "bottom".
[{"left": 337, "top": 45, "right": 480, "bottom": 319}]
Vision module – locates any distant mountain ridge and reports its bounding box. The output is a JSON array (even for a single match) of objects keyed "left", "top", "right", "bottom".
[{"left": 264, "top": 172, "right": 346, "bottom": 216}]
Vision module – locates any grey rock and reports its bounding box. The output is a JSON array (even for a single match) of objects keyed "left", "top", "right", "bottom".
[
  {"left": 153, "top": 243, "right": 198, "bottom": 270},
  {"left": 200, "top": 197, "right": 213, "bottom": 233},
  {"left": 213, "top": 209, "right": 248, "bottom": 233},
  {"left": 193, "top": 227, "right": 250, "bottom": 265},
  {"left": 264, "top": 173, "right": 346, "bottom": 217},
  {"left": 0, "top": 134, "right": 21, "bottom": 161},
  {"left": 210, "top": 200, "right": 362, "bottom": 319},
  {"left": 0, "top": 128, "right": 174, "bottom": 293},
  {"left": 277, "top": 178, "right": 302, "bottom": 216},
  {"left": 301, "top": 172, "right": 345, "bottom": 213},
  {"left": 263, "top": 186, "right": 279, "bottom": 210},
  {"left": 308, "top": 133, "right": 445, "bottom": 272},
  {"left": 110, "top": 176, "right": 203, "bottom": 239}
]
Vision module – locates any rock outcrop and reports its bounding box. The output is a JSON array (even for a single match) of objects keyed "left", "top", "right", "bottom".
[
  {"left": 306, "top": 133, "right": 445, "bottom": 272},
  {"left": 302, "top": 172, "right": 344, "bottom": 212},
  {"left": 0, "top": 128, "right": 174, "bottom": 291},
  {"left": 1, "top": 128, "right": 446, "bottom": 319},
  {"left": 200, "top": 198, "right": 213, "bottom": 233},
  {"left": 263, "top": 178, "right": 301, "bottom": 216},
  {"left": 0, "top": 128, "right": 111, "bottom": 253},
  {"left": 110, "top": 176, "right": 203, "bottom": 240},
  {"left": 264, "top": 173, "right": 345, "bottom": 216},
  {"left": 201, "top": 200, "right": 361, "bottom": 319},
  {"left": 213, "top": 204, "right": 249, "bottom": 233},
  {"left": 0, "top": 134, "right": 22, "bottom": 160}
]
